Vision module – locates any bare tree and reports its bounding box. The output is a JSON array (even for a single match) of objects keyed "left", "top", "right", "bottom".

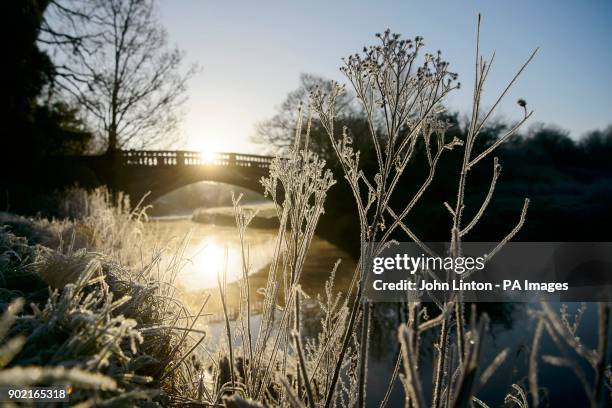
[
  {"left": 254, "top": 74, "right": 360, "bottom": 155},
  {"left": 44, "top": 0, "right": 197, "bottom": 152}
]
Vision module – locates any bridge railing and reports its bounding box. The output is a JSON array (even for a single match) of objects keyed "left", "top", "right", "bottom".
[{"left": 120, "top": 150, "right": 274, "bottom": 170}]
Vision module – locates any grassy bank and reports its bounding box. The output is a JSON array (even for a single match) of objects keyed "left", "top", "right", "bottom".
[{"left": 0, "top": 189, "right": 209, "bottom": 406}]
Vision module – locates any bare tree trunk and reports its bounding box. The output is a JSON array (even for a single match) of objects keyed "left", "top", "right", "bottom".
[{"left": 108, "top": 126, "right": 118, "bottom": 152}]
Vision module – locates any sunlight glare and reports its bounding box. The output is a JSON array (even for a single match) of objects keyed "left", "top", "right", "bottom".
[
  {"left": 190, "top": 241, "right": 237, "bottom": 288},
  {"left": 199, "top": 148, "right": 219, "bottom": 164},
  {"left": 178, "top": 230, "right": 277, "bottom": 291},
  {"left": 189, "top": 137, "right": 223, "bottom": 164}
]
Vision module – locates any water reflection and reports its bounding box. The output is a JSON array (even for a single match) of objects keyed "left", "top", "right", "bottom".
[
  {"left": 152, "top": 218, "right": 277, "bottom": 289},
  {"left": 147, "top": 217, "right": 603, "bottom": 406}
]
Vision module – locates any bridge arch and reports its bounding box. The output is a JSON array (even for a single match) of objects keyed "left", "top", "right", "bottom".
[{"left": 109, "top": 150, "right": 273, "bottom": 205}]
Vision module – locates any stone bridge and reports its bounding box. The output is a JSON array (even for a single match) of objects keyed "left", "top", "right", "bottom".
[{"left": 41, "top": 150, "right": 275, "bottom": 205}]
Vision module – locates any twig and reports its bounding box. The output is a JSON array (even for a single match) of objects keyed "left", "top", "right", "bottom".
[
  {"left": 398, "top": 324, "right": 425, "bottom": 408},
  {"left": 529, "top": 318, "right": 544, "bottom": 408}
]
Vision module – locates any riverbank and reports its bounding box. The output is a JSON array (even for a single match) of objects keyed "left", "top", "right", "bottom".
[
  {"left": 0, "top": 191, "right": 215, "bottom": 406},
  {"left": 191, "top": 201, "right": 279, "bottom": 229}
]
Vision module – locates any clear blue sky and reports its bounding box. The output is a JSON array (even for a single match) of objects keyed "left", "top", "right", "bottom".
[{"left": 159, "top": 0, "right": 612, "bottom": 154}]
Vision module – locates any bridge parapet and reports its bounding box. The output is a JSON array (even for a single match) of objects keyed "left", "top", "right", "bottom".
[{"left": 120, "top": 150, "right": 274, "bottom": 170}]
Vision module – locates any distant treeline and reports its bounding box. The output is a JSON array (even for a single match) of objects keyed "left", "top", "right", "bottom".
[
  {"left": 315, "top": 117, "right": 612, "bottom": 254},
  {"left": 253, "top": 75, "right": 612, "bottom": 252}
]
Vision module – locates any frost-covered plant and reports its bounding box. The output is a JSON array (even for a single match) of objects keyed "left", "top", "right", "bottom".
[
  {"left": 311, "top": 28, "right": 465, "bottom": 407},
  {"left": 198, "top": 115, "right": 337, "bottom": 406},
  {"left": 1, "top": 259, "right": 153, "bottom": 404},
  {"left": 528, "top": 302, "right": 610, "bottom": 407},
  {"left": 311, "top": 16, "right": 538, "bottom": 407},
  {"left": 259, "top": 116, "right": 340, "bottom": 406},
  {"left": 54, "top": 187, "right": 151, "bottom": 266},
  {"left": 0, "top": 299, "right": 118, "bottom": 395},
  {"left": 0, "top": 192, "right": 210, "bottom": 405}
]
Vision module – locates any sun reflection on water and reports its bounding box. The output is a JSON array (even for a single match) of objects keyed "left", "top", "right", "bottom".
[{"left": 179, "top": 233, "right": 276, "bottom": 290}]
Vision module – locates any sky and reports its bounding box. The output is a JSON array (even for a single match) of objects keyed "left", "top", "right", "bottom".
[{"left": 158, "top": 0, "right": 612, "bottom": 154}]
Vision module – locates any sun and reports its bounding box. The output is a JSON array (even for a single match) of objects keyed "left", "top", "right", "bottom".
[
  {"left": 199, "top": 149, "right": 219, "bottom": 163},
  {"left": 198, "top": 242, "right": 228, "bottom": 279},
  {"left": 183, "top": 240, "right": 244, "bottom": 289},
  {"left": 190, "top": 138, "right": 224, "bottom": 163}
]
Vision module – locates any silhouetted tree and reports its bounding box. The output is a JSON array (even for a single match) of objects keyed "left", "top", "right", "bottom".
[
  {"left": 254, "top": 74, "right": 365, "bottom": 159},
  {"left": 580, "top": 125, "right": 612, "bottom": 169},
  {"left": 1, "top": 0, "right": 92, "bottom": 159},
  {"left": 3, "top": 1, "right": 52, "bottom": 153},
  {"left": 34, "top": 102, "right": 92, "bottom": 155},
  {"left": 47, "top": 0, "right": 197, "bottom": 152}
]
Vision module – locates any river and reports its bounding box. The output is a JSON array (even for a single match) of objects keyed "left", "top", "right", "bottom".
[
  {"left": 149, "top": 216, "right": 356, "bottom": 292},
  {"left": 146, "top": 214, "right": 600, "bottom": 407}
]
